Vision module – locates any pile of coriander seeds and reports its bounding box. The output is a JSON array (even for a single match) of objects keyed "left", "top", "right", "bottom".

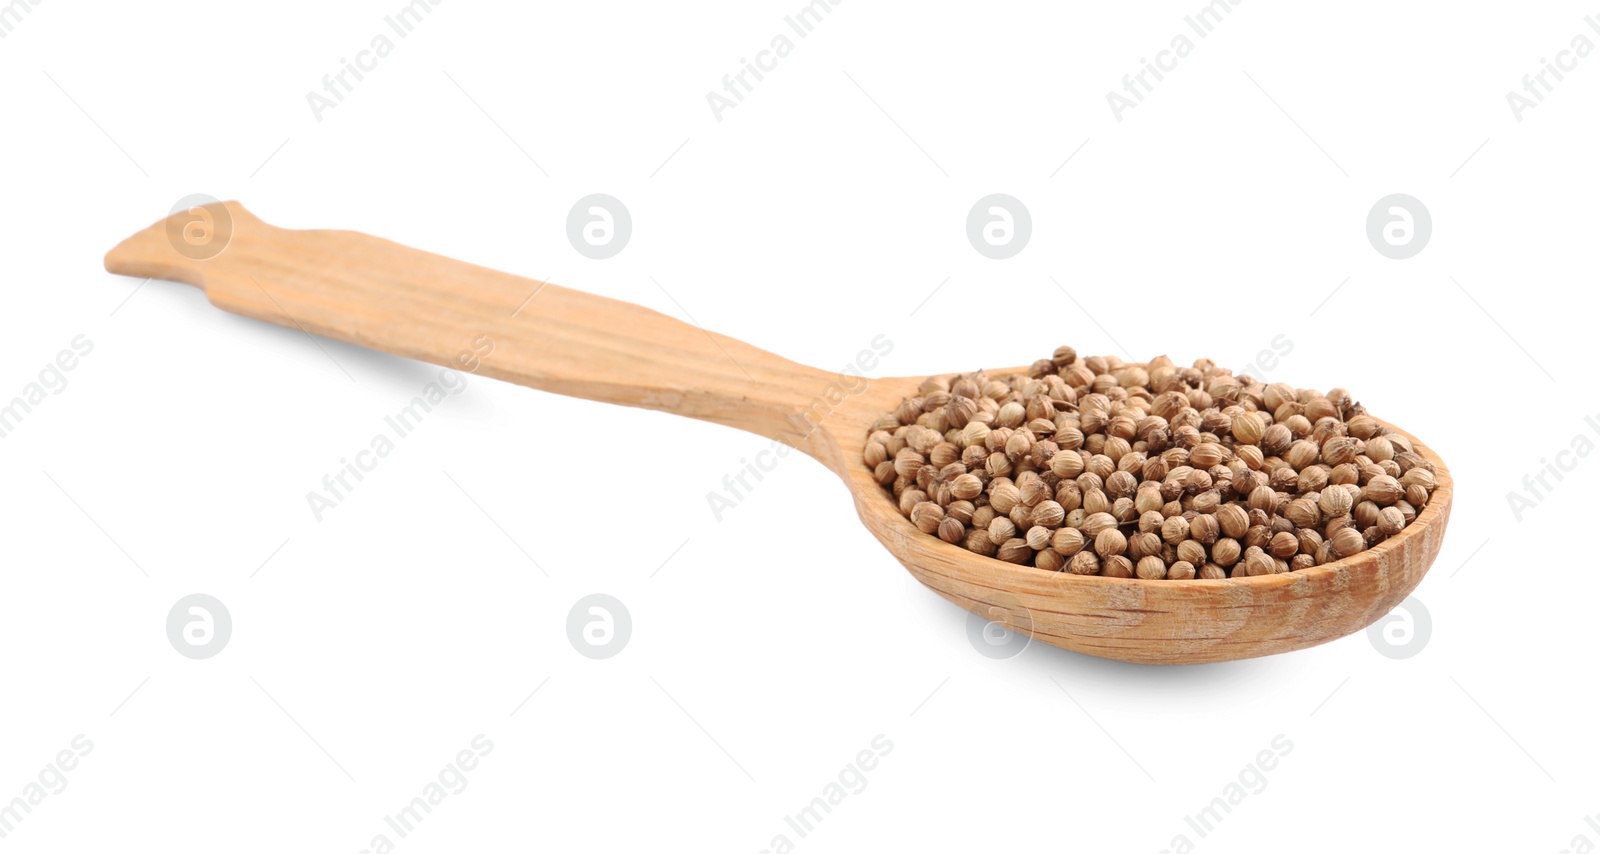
[{"left": 864, "top": 346, "right": 1438, "bottom": 580}]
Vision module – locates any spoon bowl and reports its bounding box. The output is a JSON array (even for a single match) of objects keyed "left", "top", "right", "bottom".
[
  {"left": 828, "top": 377, "right": 1451, "bottom": 663},
  {"left": 106, "top": 202, "right": 1452, "bottom": 664}
]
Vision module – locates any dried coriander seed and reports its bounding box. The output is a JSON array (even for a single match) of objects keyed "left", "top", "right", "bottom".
[
  {"left": 1161, "top": 515, "right": 1190, "bottom": 544},
  {"left": 1025, "top": 525, "right": 1053, "bottom": 551},
  {"left": 1318, "top": 487, "right": 1353, "bottom": 518},
  {"left": 1211, "top": 538, "right": 1242, "bottom": 567},
  {"left": 1136, "top": 555, "right": 1168, "bottom": 580},
  {"left": 1102, "top": 555, "right": 1135, "bottom": 578},
  {"left": 1377, "top": 506, "right": 1405, "bottom": 536},
  {"left": 997, "top": 538, "right": 1032, "bottom": 564},
  {"left": 951, "top": 473, "right": 984, "bottom": 501},
  {"left": 990, "top": 483, "right": 1022, "bottom": 514},
  {"left": 965, "top": 530, "right": 997, "bottom": 557},
  {"left": 910, "top": 502, "right": 944, "bottom": 534},
  {"left": 988, "top": 517, "right": 1017, "bottom": 545},
  {"left": 1176, "top": 539, "right": 1207, "bottom": 565},
  {"left": 1285, "top": 498, "right": 1320, "bottom": 529},
  {"left": 869, "top": 345, "right": 1434, "bottom": 580},
  {"left": 1189, "top": 514, "right": 1220, "bottom": 544},
  {"left": 1242, "top": 547, "right": 1275, "bottom": 577},
  {"left": 1269, "top": 531, "right": 1299, "bottom": 558},
  {"left": 1128, "top": 532, "right": 1162, "bottom": 560},
  {"left": 1094, "top": 528, "right": 1128, "bottom": 558},
  {"left": 938, "top": 517, "right": 966, "bottom": 544},
  {"left": 1081, "top": 512, "right": 1119, "bottom": 538},
  {"left": 1331, "top": 527, "right": 1365, "bottom": 558},
  {"left": 1138, "top": 510, "right": 1165, "bottom": 534},
  {"left": 1052, "top": 527, "right": 1086, "bottom": 556},
  {"left": 1031, "top": 500, "right": 1066, "bottom": 528},
  {"left": 1365, "top": 475, "right": 1403, "bottom": 505},
  {"left": 1217, "top": 504, "right": 1249, "bottom": 539}
]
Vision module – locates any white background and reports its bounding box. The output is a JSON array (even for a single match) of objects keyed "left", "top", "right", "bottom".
[{"left": 1, "top": 1, "right": 1593, "bottom": 851}]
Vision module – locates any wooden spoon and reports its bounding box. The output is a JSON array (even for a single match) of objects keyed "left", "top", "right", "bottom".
[{"left": 104, "top": 201, "right": 1453, "bottom": 664}]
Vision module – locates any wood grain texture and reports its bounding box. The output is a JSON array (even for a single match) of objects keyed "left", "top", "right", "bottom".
[{"left": 106, "top": 201, "right": 1453, "bottom": 664}]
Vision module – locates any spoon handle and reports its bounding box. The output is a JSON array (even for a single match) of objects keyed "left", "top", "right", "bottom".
[{"left": 105, "top": 201, "right": 840, "bottom": 445}]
